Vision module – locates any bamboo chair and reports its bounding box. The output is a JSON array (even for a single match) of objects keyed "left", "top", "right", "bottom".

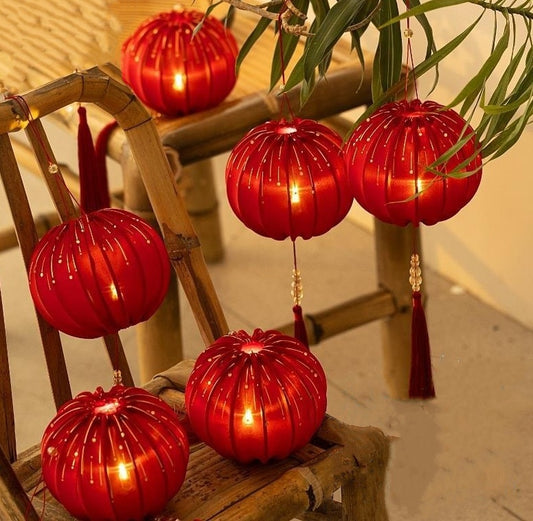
[
  {"left": 0, "top": 66, "right": 389, "bottom": 521},
  {"left": 0, "top": 1, "right": 419, "bottom": 399}
]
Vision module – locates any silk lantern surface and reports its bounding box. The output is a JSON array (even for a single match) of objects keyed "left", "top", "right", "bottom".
[
  {"left": 41, "top": 385, "right": 189, "bottom": 521},
  {"left": 121, "top": 8, "right": 238, "bottom": 117},
  {"left": 344, "top": 99, "right": 482, "bottom": 226},
  {"left": 185, "top": 328, "right": 327, "bottom": 463},
  {"left": 226, "top": 118, "right": 353, "bottom": 241},
  {"left": 29, "top": 208, "right": 170, "bottom": 339}
]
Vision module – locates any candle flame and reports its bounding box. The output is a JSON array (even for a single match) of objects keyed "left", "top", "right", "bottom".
[
  {"left": 290, "top": 184, "right": 300, "bottom": 204},
  {"left": 118, "top": 462, "right": 129, "bottom": 481},
  {"left": 242, "top": 408, "right": 254, "bottom": 425},
  {"left": 109, "top": 283, "right": 118, "bottom": 300},
  {"left": 174, "top": 73, "right": 185, "bottom": 91}
]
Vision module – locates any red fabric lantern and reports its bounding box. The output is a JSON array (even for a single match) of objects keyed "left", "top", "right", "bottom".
[
  {"left": 28, "top": 208, "right": 170, "bottom": 339},
  {"left": 121, "top": 7, "right": 238, "bottom": 117},
  {"left": 41, "top": 385, "right": 189, "bottom": 521},
  {"left": 344, "top": 99, "right": 483, "bottom": 399},
  {"left": 185, "top": 328, "right": 327, "bottom": 463},
  {"left": 344, "top": 99, "right": 482, "bottom": 226},
  {"left": 226, "top": 117, "right": 353, "bottom": 241}
]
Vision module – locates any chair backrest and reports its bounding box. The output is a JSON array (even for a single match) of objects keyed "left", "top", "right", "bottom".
[{"left": 0, "top": 66, "right": 227, "bottom": 472}]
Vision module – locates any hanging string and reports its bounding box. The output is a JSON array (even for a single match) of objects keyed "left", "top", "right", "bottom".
[
  {"left": 403, "top": 1, "right": 435, "bottom": 398},
  {"left": 277, "top": 3, "right": 296, "bottom": 121},
  {"left": 403, "top": 0, "right": 419, "bottom": 100}
]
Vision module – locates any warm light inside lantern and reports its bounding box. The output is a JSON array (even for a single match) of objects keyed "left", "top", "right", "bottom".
[
  {"left": 117, "top": 462, "right": 129, "bottom": 481},
  {"left": 109, "top": 283, "right": 119, "bottom": 301},
  {"left": 94, "top": 399, "right": 120, "bottom": 415},
  {"left": 290, "top": 184, "right": 300, "bottom": 204},
  {"left": 277, "top": 125, "right": 297, "bottom": 135},
  {"left": 242, "top": 408, "right": 254, "bottom": 425},
  {"left": 173, "top": 73, "right": 185, "bottom": 91},
  {"left": 241, "top": 342, "right": 264, "bottom": 354}
]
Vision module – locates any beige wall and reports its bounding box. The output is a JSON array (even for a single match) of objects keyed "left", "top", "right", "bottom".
[{"left": 350, "top": 5, "right": 532, "bottom": 329}]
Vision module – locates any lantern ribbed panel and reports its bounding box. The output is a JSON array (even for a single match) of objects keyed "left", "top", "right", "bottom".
[
  {"left": 226, "top": 118, "right": 353, "bottom": 241},
  {"left": 41, "top": 385, "right": 189, "bottom": 521},
  {"left": 344, "top": 99, "right": 482, "bottom": 226},
  {"left": 185, "top": 329, "right": 327, "bottom": 463},
  {"left": 29, "top": 208, "right": 170, "bottom": 339},
  {"left": 121, "top": 9, "right": 238, "bottom": 116}
]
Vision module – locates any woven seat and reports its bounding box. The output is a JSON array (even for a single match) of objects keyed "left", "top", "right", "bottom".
[{"left": 0, "top": 66, "right": 389, "bottom": 521}]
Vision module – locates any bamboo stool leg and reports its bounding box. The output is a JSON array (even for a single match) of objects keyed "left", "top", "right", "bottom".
[
  {"left": 374, "top": 219, "right": 420, "bottom": 399},
  {"left": 176, "top": 158, "right": 224, "bottom": 263},
  {"left": 121, "top": 146, "right": 183, "bottom": 382}
]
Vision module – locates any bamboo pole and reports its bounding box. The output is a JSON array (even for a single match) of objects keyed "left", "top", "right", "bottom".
[
  {"left": 374, "top": 220, "right": 419, "bottom": 400},
  {"left": 121, "top": 145, "right": 184, "bottom": 382},
  {"left": 275, "top": 289, "right": 396, "bottom": 345},
  {"left": 160, "top": 61, "right": 374, "bottom": 165}
]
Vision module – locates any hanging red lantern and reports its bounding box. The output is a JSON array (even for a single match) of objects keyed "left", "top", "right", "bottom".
[
  {"left": 344, "top": 98, "right": 482, "bottom": 226},
  {"left": 28, "top": 208, "right": 170, "bottom": 339},
  {"left": 121, "top": 7, "right": 239, "bottom": 117},
  {"left": 226, "top": 117, "right": 352, "bottom": 345},
  {"left": 41, "top": 385, "right": 189, "bottom": 521},
  {"left": 185, "top": 328, "right": 327, "bottom": 464},
  {"left": 344, "top": 99, "right": 483, "bottom": 399},
  {"left": 226, "top": 117, "right": 352, "bottom": 241}
]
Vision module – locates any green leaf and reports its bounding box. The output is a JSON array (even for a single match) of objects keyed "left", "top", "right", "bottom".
[
  {"left": 375, "top": 0, "right": 402, "bottom": 96},
  {"left": 379, "top": 0, "right": 472, "bottom": 28},
  {"left": 448, "top": 14, "right": 510, "bottom": 111},
  {"left": 270, "top": 0, "right": 310, "bottom": 89},
  {"left": 350, "top": 11, "right": 485, "bottom": 132},
  {"left": 236, "top": 5, "right": 281, "bottom": 73},
  {"left": 403, "top": 0, "right": 439, "bottom": 95},
  {"left": 302, "top": 0, "right": 367, "bottom": 81}
]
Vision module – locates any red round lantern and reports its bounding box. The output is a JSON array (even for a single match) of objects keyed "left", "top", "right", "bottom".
[
  {"left": 185, "top": 328, "right": 327, "bottom": 463},
  {"left": 344, "top": 99, "right": 482, "bottom": 226},
  {"left": 121, "top": 8, "right": 239, "bottom": 117},
  {"left": 225, "top": 118, "right": 353, "bottom": 241},
  {"left": 41, "top": 385, "right": 189, "bottom": 521},
  {"left": 28, "top": 208, "right": 170, "bottom": 339}
]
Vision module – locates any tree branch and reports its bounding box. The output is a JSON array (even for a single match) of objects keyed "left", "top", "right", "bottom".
[{"left": 469, "top": 0, "right": 533, "bottom": 20}]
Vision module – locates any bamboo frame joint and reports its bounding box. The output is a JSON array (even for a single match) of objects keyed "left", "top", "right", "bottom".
[{"left": 163, "top": 224, "right": 201, "bottom": 261}]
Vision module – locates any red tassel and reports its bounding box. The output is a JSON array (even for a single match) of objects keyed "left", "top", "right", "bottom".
[
  {"left": 78, "top": 107, "right": 111, "bottom": 212},
  {"left": 409, "top": 291, "right": 435, "bottom": 399},
  {"left": 94, "top": 120, "right": 118, "bottom": 209},
  {"left": 293, "top": 304, "right": 309, "bottom": 348}
]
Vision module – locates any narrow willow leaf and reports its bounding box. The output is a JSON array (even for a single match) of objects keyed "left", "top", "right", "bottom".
[
  {"left": 310, "top": 0, "right": 329, "bottom": 23},
  {"left": 379, "top": 0, "right": 472, "bottom": 28},
  {"left": 404, "top": 0, "right": 439, "bottom": 95},
  {"left": 236, "top": 6, "right": 280, "bottom": 73},
  {"left": 270, "top": 0, "right": 310, "bottom": 89},
  {"left": 484, "top": 99, "right": 533, "bottom": 160},
  {"left": 302, "top": 0, "right": 367, "bottom": 80},
  {"left": 283, "top": 55, "right": 305, "bottom": 92},
  {"left": 479, "top": 44, "right": 533, "bottom": 138},
  {"left": 483, "top": 87, "right": 533, "bottom": 114},
  {"left": 449, "top": 15, "right": 510, "bottom": 111},
  {"left": 376, "top": 0, "right": 402, "bottom": 94},
  {"left": 350, "top": 12, "right": 485, "bottom": 132},
  {"left": 271, "top": 31, "right": 302, "bottom": 89}
]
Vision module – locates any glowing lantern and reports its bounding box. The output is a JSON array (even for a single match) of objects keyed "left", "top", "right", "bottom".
[
  {"left": 121, "top": 7, "right": 239, "bottom": 117},
  {"left": 226, "top": 117, "right": 352, "bottom": 241},
  {"left": 185, "top": 328, "right": 327, "bottom": 463},
  {"left": 226, "top": 118, "right": 352, "bottom": 345},
  {"left": 344, "top": 99, "right": 482, "bottom": 226},
  {"left": 28, "top": 208, "right": 170, "bottom": 339},
  {"left": 41, "top": 385, "right": 189, "bottom": 521},
  {"left": 344, "top": 99, "right": 483, "bottom": 399}
]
